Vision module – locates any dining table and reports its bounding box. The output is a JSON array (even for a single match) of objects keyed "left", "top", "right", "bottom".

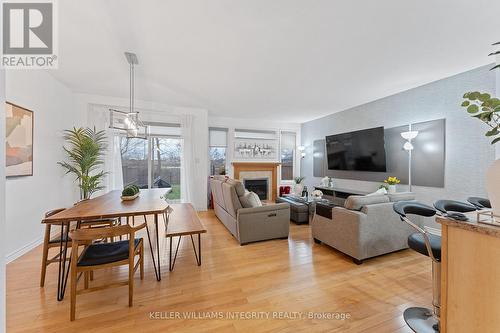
[{"left": 42, "top": 188, "right": 169, "bottom": 301}]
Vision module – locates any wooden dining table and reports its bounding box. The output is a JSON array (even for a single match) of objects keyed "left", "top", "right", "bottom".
[{"left": 42, "top": 189, "right": 169, "bottom": 301}]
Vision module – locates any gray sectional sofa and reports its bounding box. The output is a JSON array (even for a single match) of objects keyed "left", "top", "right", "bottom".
[
  {"left": 311, "top": 192, "right": 422, "bottom": 264},
  {"left": 210, "top": 176, "right": 290, "bottom": 245}
]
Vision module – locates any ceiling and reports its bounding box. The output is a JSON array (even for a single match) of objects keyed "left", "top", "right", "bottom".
[{"left": 51, "top": 0, "right": 500, "bottom": 123}]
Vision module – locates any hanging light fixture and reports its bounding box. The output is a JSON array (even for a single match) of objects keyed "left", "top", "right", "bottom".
[{"left": 109, "top": 52, "right": 148, "bottom": 139}]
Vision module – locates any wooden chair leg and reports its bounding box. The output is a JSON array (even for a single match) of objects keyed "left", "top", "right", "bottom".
[
  {"left": 40, "top": 225, "right": 51, "bottom": 287},
  {"left": 140, "top": 243, "right": 144, "bottom": 280},
  {"left": 70, "top": 258, "right": 78, "bottom": 321},
  {"left": 128, "top": 265, "right": 134, "bottom": 307}
]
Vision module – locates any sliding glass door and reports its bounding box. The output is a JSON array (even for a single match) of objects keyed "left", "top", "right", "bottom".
[
  {"left": 119, "top": 135, "right": 182, "bottom": 201},
  {"left": 151, "top": 137, "right": 181, "bottom": 200}
]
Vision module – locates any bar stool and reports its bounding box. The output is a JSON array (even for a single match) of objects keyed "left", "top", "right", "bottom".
[
  {"left": 467, "top": 197, "right": 491, "bottom": 209},
  {"left": 393, "top": 200, "right": 477, "bottom": 332}
]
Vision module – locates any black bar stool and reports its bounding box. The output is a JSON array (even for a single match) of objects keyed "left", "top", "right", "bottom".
[
  {"left": 394, "top": 200, "right": 477, "bottom": 332},
  {"left": 467, "top": 197, "right": 491, "bottom": 209},
  {"left": 393, "top": 201, "right": 440, "bottom": 333},
  {"left": 434, "top": 200, "right": 477, "bottom": 221}
]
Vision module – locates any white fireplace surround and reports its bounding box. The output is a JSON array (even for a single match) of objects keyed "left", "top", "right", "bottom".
[{"left": 239, "top": 171, "right": 272, "bottom": 200}]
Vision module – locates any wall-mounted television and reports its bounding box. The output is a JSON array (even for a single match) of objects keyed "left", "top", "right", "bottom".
[{"left": 326, "top": 126, "right": 387, "bottom": 172}]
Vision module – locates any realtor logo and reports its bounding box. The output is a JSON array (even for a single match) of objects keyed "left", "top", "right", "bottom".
[{"left": 1, "top": 0, "right": 58, "bottom": 68}]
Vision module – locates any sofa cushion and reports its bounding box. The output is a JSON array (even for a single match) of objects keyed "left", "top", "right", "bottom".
[
  {"left": 344, "top": 195, "right": 390, "bottom": 211},
  {"left": 240, "top": 191, "right": 263, "bottom": 208},
  {"left": 225, "top": 179, "right": 246, "bottom": 197},
  {"left": 388, "top": 192, "right": 415, "bottom": 202},
  {"left": 210, "top": 179, "right": 226, "bottom": 211},
  {"left": 222, "top": 182, "right": 243, "bottom": 218}
]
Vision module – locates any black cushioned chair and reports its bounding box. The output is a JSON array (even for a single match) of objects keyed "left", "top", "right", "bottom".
[
  {"left": 69, "top": 223, "right": 145, "bottom": 321},
  {"left": 467, "top": 197, "right": 491, "bottom": 209}
]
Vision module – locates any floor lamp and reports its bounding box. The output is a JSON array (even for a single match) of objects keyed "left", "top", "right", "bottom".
[{"left": 401, "top": 125, "right": 419, "bottom": 192}]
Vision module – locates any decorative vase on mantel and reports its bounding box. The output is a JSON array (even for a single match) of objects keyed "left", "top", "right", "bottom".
[
  {"left": 293, "top": 176, "right": 305, "bottom": 196},
  {"left": 388, "top": 185, "right": 397, "bottom": 194}
]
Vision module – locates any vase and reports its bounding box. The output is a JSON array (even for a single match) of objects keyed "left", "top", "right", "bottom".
[
  {"left": 388, "top": 185, "right": 397, "bottom": 194},
  {"left": 486, "top": 159, "right": 500, "bottom": 217},
  {"left": 294, "top": 183, "right": 304, "bottom": 196}
]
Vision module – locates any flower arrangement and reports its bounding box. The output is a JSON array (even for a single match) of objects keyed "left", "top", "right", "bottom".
[
  {"left": 311, "top": 189, "right": 323, "bottom": 199},
  {"left": 294, "top": 176, "right": 305, "bottom": 184},
  {"left": 384, "top": 176, "right": 401, "bottom": 185}
]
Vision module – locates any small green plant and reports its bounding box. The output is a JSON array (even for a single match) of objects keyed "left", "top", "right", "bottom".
[
  {"left": 460, "top": 42, "right": 500, "bottom": 145},
  {"left": 461, "top": 92, "right": 500, "bottom": 145},
  {"left": 294, "top": 176, "right": 305, "bottom": 184},
  {"left": 128, "top": 184, "right": 140, "bottom": 194},
  {"left": 379, "top": 184, "right": 388, "bottom": 191},
  {"left": 58, "top": 127, "right": 107, "bottom": 200},
  {"left": 122, "top": 186, "right": 137, "bottom": 197}
]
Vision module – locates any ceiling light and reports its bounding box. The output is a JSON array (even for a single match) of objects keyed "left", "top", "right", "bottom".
[{"left": 109, "top": 52, "right": 148, "bottom": 139}]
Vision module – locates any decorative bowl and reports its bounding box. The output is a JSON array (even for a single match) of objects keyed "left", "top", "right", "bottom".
[{"left": 121, "top": 193, "right": 139, "bottom": 201}]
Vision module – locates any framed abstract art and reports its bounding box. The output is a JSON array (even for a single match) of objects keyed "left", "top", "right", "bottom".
[{"left": 5, "top": 102, "right": 34, "bottom": 177}]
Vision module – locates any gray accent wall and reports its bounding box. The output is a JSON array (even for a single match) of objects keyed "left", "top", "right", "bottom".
[
  {"left": 314, "top": 118, "right": 446, "bottom": 187},
  {"left": 301, "top": 65, "right": 496, "bottom": 213}
]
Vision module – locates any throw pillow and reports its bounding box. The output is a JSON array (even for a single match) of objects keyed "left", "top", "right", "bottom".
[
  {"left": 366, "top": 188, "right": 387, "bottom": 196},
  {"left": 239, "top": 191, "right": 263, "bottom": 208}
]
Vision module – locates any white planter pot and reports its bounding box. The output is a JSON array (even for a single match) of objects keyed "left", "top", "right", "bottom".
[
  {"left": 388, "top": 185, "right": 397, "bottom": 194},
  {"left": 486, "top": 159, "right": 500, "bottom": 216}
]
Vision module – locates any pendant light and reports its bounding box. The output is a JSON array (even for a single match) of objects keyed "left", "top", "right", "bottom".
[{"left": 109, "top": 52, "right": 148, "bottom": 139}]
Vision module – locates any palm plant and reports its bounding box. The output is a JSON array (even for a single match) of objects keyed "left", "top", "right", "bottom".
[{"left": 58, "top": 127, "right": 108, "bottom": 200}]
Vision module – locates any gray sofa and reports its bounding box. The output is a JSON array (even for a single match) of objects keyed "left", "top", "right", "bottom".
[
  {"left": 311, "top": 192, "right": 422, "bottom": 264},
  {"left": 210, "top": 176, "right": 290, "bottom": 245}
]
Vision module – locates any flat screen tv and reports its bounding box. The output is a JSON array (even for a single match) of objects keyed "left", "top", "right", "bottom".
[{"left": 326, "top": 126, "right": 387, "bottom": 172}]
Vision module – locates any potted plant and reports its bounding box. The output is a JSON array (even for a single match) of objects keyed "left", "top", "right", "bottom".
[
  {"left": 384, "top": 176, "right": 401, "bottom": 194},
  {"left": 121, "top": 184, "right": 140, "bottom": 200},
  {"left": 461, "top": 42, "right": 500, "bottom": 216},
  {"left": 294, "top": 176, "right": 305, "bottom": 196},
  {"left": 58, "top": 127, "right": 107, "bottom": 201}
]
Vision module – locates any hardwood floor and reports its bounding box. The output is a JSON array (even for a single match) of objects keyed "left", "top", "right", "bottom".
[{"left": 7, "top": 210, "right": 431, "bottom": 332}]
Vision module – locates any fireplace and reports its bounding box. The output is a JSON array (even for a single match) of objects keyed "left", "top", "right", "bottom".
[
  {"left": 243, "top": 178, "right": 269, "bottom": 200},
  {"left": 232, "top": 162, "right": 280, "bottom": 201}
]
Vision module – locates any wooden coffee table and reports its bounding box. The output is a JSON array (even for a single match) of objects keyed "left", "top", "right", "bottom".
[{"left": 165, "top": 203, "right": 207, "bottom": 271}]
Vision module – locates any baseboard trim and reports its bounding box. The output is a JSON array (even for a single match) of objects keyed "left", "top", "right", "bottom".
[{"left": 6, "top": 236, "right": 43, "bottom": 264}]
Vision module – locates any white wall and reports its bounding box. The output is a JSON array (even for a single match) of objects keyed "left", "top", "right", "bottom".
[
  {"left": 208, "top": 116, "right": 301, "bottom": 182},
  {"left": 0, "top": 69, "right": 6, "bottom": 333},
  {"left": 301, "top": 65, "right": 496, "bottom": 212},
  {"left": 5, "top": 71, "right": 78, "bottom": 262}
]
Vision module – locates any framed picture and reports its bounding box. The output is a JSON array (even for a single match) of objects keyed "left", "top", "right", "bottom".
[
  {"left": 234, "top": 138, "right": 278, "bottom": 161},
  {"left": 6, "top": 102, "right": 34, "bottom": 177}
]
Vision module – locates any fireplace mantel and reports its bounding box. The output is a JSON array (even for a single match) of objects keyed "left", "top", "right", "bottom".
[{"left": 232, "top": 162, "right": 281, "bottom": 201}]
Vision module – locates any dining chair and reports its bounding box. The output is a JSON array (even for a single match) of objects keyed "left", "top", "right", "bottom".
[
  {"left": 69, "top": 222, "right": 145, "bottom": 321},
  {"left": 40, "top": 208, "right": 69, "bottom": 287}
]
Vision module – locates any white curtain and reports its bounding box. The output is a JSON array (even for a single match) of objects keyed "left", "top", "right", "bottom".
[
  {"left": 180, "top": 114, "right": 197, "bottom": 205},
  {"left": 87, "top": 105, "right": 123, "bottom": 193}
]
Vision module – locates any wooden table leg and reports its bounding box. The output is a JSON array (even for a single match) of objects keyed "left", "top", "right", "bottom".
[
  {"left": 154, "top": 213, "right": 161, "bottom": 280},
  {"left": 144, "top": 215, "right": 160, "bottom": 281}
]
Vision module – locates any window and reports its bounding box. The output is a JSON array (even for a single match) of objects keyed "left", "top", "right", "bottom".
[
  {"left": 280, "top": 131, "right": 296, "bottom": 181},
  {"left": 119, "top": 123, "right": 182, "bottom": 200},
  {"left": 209, "top": 128, "right": 228, "bottom": 175}
]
